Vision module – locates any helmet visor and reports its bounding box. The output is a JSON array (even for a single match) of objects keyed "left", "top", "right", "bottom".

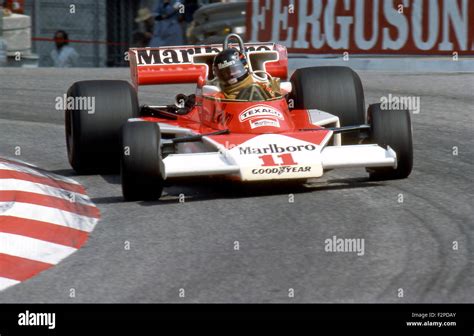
[{"left": 216, "top": 61, "right": 248, "bottom": 86}]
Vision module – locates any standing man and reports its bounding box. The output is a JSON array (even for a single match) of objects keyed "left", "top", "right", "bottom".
[
  {"left": 149, "top": 0, "right": 184, "bottom": 47},
  {"left": 134, "top": 7, "right": 155, "bottom": 47},
  {"left": 50, "top": 30, "right": 79, "bottom": 67}
]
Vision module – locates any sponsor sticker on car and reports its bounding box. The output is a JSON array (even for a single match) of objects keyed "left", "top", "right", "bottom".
[
  {"left": 251, "top": 166, "right": 312, "bottom": 175},
  {"left": 134, "top": 44, "right": 273, "bottom": 66},
  {"left": 239, "top": 105, "right": 284, "bottom": 122},
  {"left": 250, "top": 118, "right": 280, "bottom": 129},
  {"left": 226, "top": 134, "right": 324, "bottom": 180},
  {"left": 238, "top": 143, "right": 317, "bottom": 155}
]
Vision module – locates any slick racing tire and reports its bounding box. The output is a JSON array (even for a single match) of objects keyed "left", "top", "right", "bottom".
[
  {"left": 121, "top": 121, "right": 165, "bottom": 201},
  {"left": 367, "top": 103, "right": 413, "bottom": 180},
  {"left": 65, "top": 80, "right": 139, "bottom": 174},
  {"left": 290, "top": 66, "right": 366, "bottom": 144}
]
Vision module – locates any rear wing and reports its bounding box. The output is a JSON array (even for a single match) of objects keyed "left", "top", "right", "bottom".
[{"left": 129, "top": 43, "right": 288, "bottom": 87}]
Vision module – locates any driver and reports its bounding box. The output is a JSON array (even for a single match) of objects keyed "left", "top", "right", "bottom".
[{"left": 212, "top": 48, "right": 280, "bottom": 100}]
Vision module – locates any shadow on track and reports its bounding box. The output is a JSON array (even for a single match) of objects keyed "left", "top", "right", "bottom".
[{"left": 90, "top": 176, "right": 383, "bottom": 205}]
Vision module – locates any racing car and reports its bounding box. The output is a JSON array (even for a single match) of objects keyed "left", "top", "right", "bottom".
[{"left": 65, "top": 34, "right": 413, "bottom": 201}]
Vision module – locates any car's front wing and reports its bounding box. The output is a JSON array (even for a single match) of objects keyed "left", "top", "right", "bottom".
[{"left": 162, "top": 133, "right": 396, "bottom": 180}]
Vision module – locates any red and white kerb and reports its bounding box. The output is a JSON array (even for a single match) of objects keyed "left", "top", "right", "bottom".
[{"left": 0, "top": 158, "right": 100, "bottom": 291}]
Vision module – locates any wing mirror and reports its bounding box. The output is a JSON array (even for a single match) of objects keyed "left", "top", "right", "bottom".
[
  {"left": 202, "top": 85, "right": 221, "bottom": 96},
  {"left": 280, "top": 82, "right": 292, "bottom": 95}
]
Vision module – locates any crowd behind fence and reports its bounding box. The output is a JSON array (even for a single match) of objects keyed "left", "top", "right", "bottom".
[{"left": 2, "top": 0, "right": 228, "bottom": 67}]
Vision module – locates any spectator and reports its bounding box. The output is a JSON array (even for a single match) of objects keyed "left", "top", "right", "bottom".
[
  {"left": 149, "top": 0, "right": 184, "bottom": 47},
  {"left": 2, "top": 2, "right": 11, "bottom": 16},
  {"left": 134, "top": 7, "right": 154, "bottom": 47},
  {"left": 132, "top": 32, "right": 149, "bottom": 48},
  {"left": 183, "top": 0, "right": 198, "bottom": 24},
  {"left": 50, "top": 30, "right": 79, "bottom": 67},
  {"left": 180, "top": 0, "right": 199, "bottom": 44},
  {"left": 3, "top": 0, "right": 23, "bottom": 14}
]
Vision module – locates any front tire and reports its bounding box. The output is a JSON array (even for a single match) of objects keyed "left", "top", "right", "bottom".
[
  {"left": 290, "top": 66, "right": 366, "bottom": 144},
  {"left": 121, "top": 121, "right": 165, "bottom": 201},
  {"left": 368, "top": 103, "right": 413, "bottom": 180},
  {"left": 65, "top": 80, "right": 139, "bottom": 174}
]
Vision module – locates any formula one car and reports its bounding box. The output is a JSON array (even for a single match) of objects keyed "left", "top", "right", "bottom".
[{"left": 65, "top": 34, "right": 413, "bottom": 201}]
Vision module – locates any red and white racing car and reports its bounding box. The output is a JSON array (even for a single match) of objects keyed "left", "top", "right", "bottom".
[{"left": 65, "top": 34, "right": 413, "bottom": 201}]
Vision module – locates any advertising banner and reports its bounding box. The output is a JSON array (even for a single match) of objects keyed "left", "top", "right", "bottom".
[{"left": 246, "top": 0, "right": 474, "bottom": 55}]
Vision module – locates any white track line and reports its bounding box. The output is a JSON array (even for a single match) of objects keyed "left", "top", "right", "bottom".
[
  {"left": 0, "top": 232, "right": 77, "bottom": 264},
  {"left": 0, "top": 179, "right": 94, "bottom": 206},
  {"left": 0, "top": 202, "right": 98, "bottom": 232},
  {"left": 0, "top": 277, "right": 20, "bottom": 291},
  {"left": 0, "top": 162, "right": 81, "bottom": 185}
]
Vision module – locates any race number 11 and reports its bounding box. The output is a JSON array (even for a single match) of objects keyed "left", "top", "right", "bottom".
[{"left": 258, "top": 154, "right": 298, "bottom": 166}]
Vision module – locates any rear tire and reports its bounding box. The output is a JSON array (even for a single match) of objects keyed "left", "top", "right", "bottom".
[
  {"left": 65, "top": 80, "right": 139, "bottom": 174},
  {"left": 290, "top": 66, "right": 366, "bottom": 144},
  {"left": 368, "top": 103, "right": 413, "bottom": 180},
  {"left": 121, "top": 121, "right": 165, "bottom": 201}
]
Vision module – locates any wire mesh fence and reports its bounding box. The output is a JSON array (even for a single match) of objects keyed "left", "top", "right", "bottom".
[
  {"left": 7, "top": 0, "right": 228, "bottom": 67},
  {"left": 22, "top": 0, "right": 144, "bottom": 67},
  {"left": 23, "top": 0, "right": 107, "bottom": 67}
]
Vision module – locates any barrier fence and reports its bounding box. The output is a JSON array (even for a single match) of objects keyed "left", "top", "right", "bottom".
[
  {"left": 3, "top": 0, "right": 473, "bottom": 68},
  {"left": 18, "top": 0, "right": 141, "bottom": 67}
]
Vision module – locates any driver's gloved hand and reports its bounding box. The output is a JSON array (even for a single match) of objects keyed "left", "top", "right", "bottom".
[
  {"left": 175, "top": 94, "right": 196, "bottom": 115},
  {"left": 184, "top": 94, "right": 196, "bottom": 109}
]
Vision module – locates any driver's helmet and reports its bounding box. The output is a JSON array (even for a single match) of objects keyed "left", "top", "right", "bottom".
[{"left": 212, "top": 48, "right": 250, "bottom": 88}]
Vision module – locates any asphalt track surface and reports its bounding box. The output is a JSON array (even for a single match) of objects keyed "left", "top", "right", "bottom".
[{"left": 0, "top": 68, "right": 472, "bottom": 303}]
